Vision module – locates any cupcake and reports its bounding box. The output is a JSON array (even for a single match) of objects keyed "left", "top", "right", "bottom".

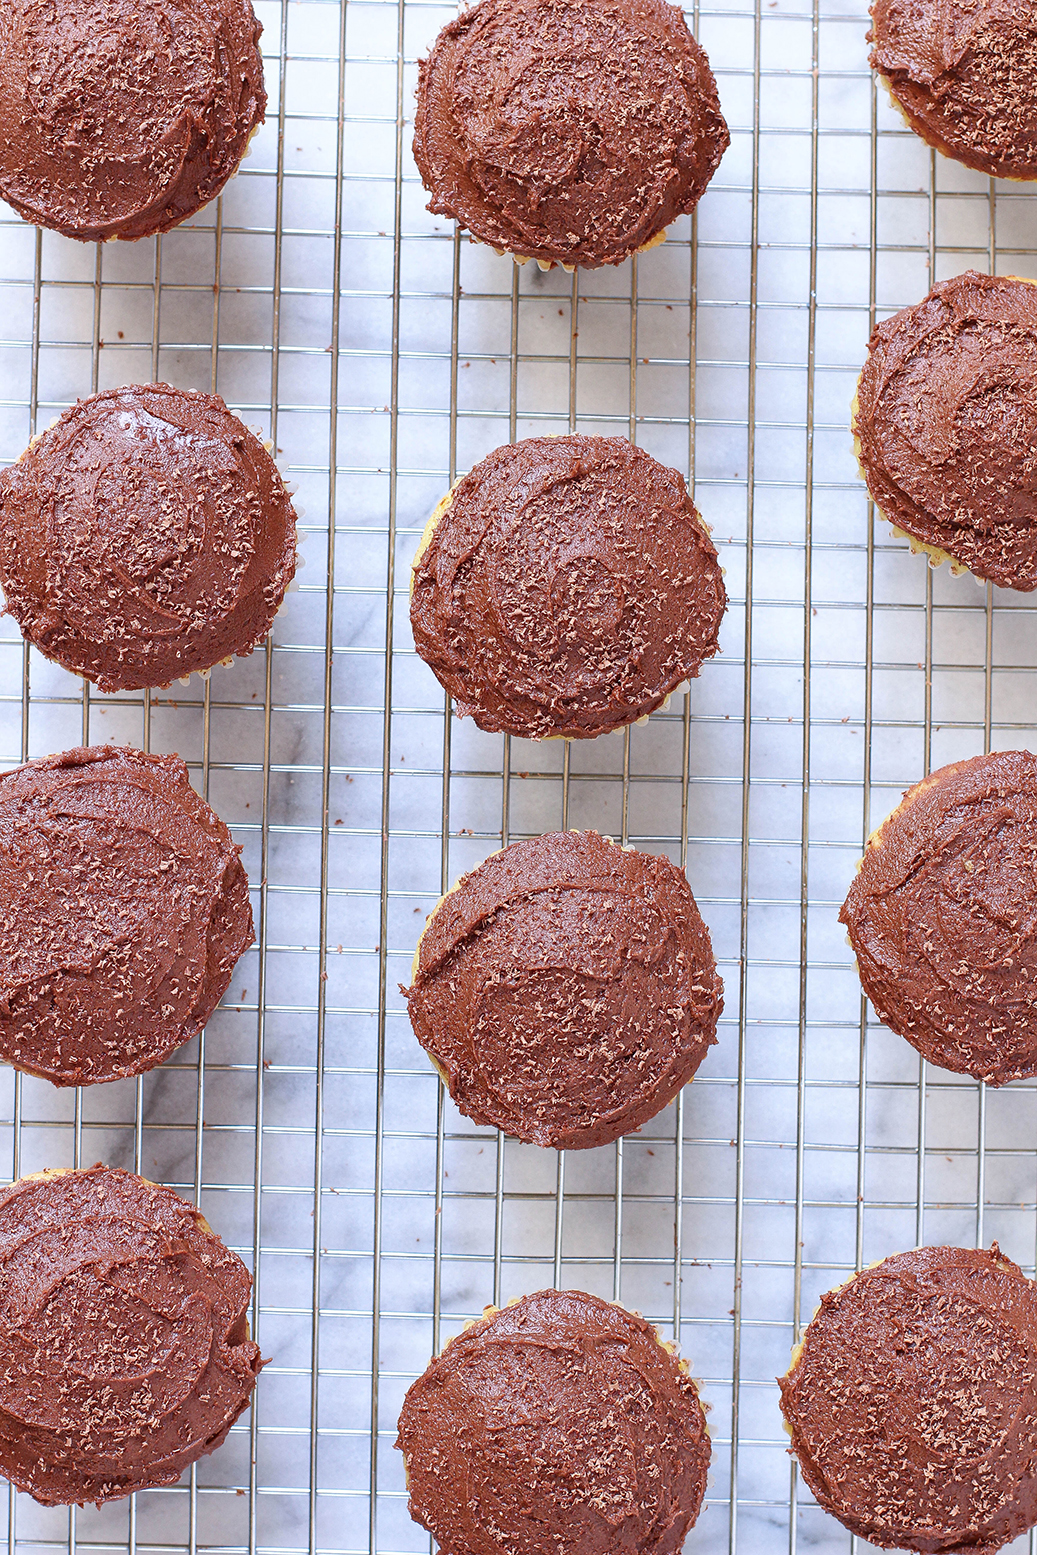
[
  {"left": 405, "top": 830, "right": 723, "bottom": 1149},
  {"left": 0, "top": 384, "right": 297, "bottom": 691},
  {"left": 0, "top": 1165, "right": 263, "bottom": 1506},
  {"left": 397, "top": 1288, "right": 710, "bottom": 1554},
  {"left": 779, "top": 1245, "right": 1037, "bottom": 1554},
  {"left": 840, "top": 749, "right": 1037, "bottom": 1085},
  {"left": 413, "top": 0, "right": 729, "bottom": 270},
  {"left": 0, "top": 0, "right": 266, "bottom": 243},
  {"left": 869, "top": 0, "right": 1037, "bottom": 181},
  {"left": 853, "top": 271, "right": 1037, "bottom": 590},
  {"left": 0, "top": 745, "right": 254, "bottom": 1087},
  {"left": 410, "top": 436, "right": 726, "bottom": 740}
]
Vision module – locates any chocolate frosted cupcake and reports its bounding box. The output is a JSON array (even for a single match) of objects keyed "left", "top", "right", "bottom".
[
  {"left": 0, "top": 0, "right": 266, "bottom": 243},
  {"left": 405, "top": 830, "right": 723, "bottom": 1149},
  {"left": 0, "top": 384, "right": 297, "bottom": 691},
  {"left": 869, "top": 0, "right": 1037, "bottom": 181},
  {"left": 397, "top": 1288, "right": 710, "bottom": 1554},
  {"left": 854, "top": 271, "right": 1037, "bottom": 590},
  {"left": 0, "top": 745, "right": 253, "bottom": 1087},
  {"left": 413, "top": 0, "right": 729, "bottom": 270},
  {"left": 840, "top": 749, "right": 1037, "bottom": 1085},
  {"left": 411, "top": 436, "right": 726, "bottom": 740},
  {"left": 779, "top": 1245, "right": 1037, "bottom": 1554},
  {"left": 0, "top": 1165, "right": 263, "bottom": 1505}
]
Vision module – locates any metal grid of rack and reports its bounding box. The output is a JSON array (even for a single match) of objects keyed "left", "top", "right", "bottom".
[{"left": 0, "top": 0, "right": 1036, "bottom": 1552}]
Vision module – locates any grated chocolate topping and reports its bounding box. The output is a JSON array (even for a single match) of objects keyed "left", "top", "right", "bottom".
[
  {"left": 0, "top": 1165, "right": 263, "bottom": 1506},
  {"left": 410, "top": 435, "right": 726, "bottom": 740},
  {"left": 780, "top": 1245, "right": 1037, "bottom": 1555},
  {"left": 0, "top": 0, "right": 266, "bottom": 243},
  {"left": 396, "top": 1287, "right": 710, "bottom": 1554},
  {"left": 0, "top": 745, "right": 254, "bottom": 1088},
  {"left": 854, "top": 271, "right": 1037, "bottom": 591},
  {"left": 869, "top": 0, "right": 1037, "bottom": 180},
  {"left": 0, "top": 384, "right": 297, "bottom": 692},
  {"left": 841, "top": 749, "right": 1037, "bottom": 1085},
  {"left": 413, "top": 0, "right": 729, "bottom": 269},
  {"left": 405, "top": 830, "right": 723, "bottom": 1149}
]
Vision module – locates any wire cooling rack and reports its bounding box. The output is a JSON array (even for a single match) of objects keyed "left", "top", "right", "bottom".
[{"left": 0, "top": 1, "right": 1037, "bottom": 1553}]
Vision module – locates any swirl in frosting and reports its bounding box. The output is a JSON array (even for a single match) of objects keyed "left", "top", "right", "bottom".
[
  {"left": 397, "top": 1287, "right": 710, "bottom": 1555},
  {"left": 854, "top": 271, "right": 1037, "bottom": 590},
  {"left": 406, "top": 830, "right": 723, "bottom": 1149},
  {"left": 410, "top": 436, "right": 726, "bottom": 739},
  {"left": 0, "top": 384, "right": 297, "bottom": 691},
  {"left": 780, "top": 1246, "right": 1037, "bottom": 1554},
  {"left": 841, "top": 749, "right": 1037, "bottom": 1084},
  {"left": 869, "top": 0, "right": 1037, "bottom": 180},
  {"left": 0, "top": 745, "right": 254, "bottom": 1087},
  {"left": 0, "top": 0, "right": 266, "bottom": 242},
  {"left": 0, "top": 1165, "right": 263, "bottom": 1505},
  {"left": 413, "top": 0, "right": 729, "bottom": 269}
]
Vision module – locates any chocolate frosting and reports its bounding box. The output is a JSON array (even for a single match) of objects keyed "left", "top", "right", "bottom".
[
  {"left": 397, "top": 1287, "right": 710, "bottom": 1555},
  {"left": 0, "top": 1165, "right": 262, "bottom": 1505},
  {"left": 0, "top": 384, "right": 297, "bottom": 691},
  {"left": 413, "top": 0, "right": 729, "bottom": 269},
  {"left": 854, "top": 272, "right": 1037, "bottom": 590},
  {"left": 410, "top": 436, "right": 726, "bottom": 740},
  {"left": 869, "top": 0, "right": 1037, "bottom": 180},
  {"left": 0, "top": 745, "right": 253, "bottom": 1087},
  {"left": 405, "top": 830, "right": 723, "bottom": 1149},
  {"left": 779, "top": 1245, "right": 1037, "bottom": 1555},
  {"left": 841, "top": 749, "right": 1037, "bottom": 1085},
  {"left": 0, "top": 0, "right": 266, "bottom": 242}
]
